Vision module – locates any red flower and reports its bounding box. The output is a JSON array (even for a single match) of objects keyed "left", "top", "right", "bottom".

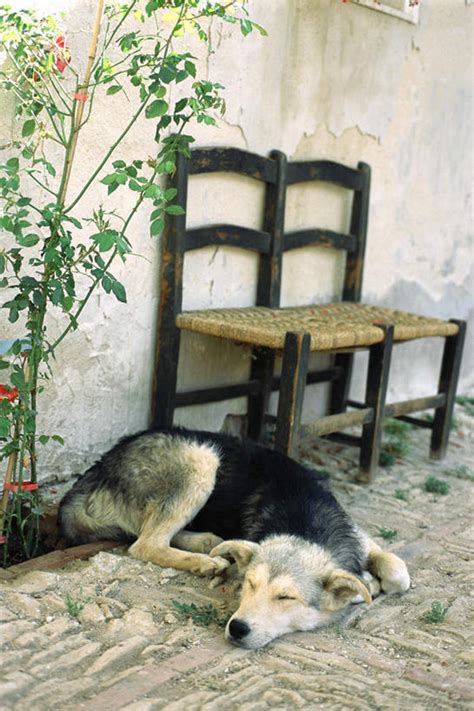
[
  {"left": 0, "top": 385, "right": 19, "bottom": 402},
  {"left": 54, "top": 36, "right": 71, "bottom": 74}
]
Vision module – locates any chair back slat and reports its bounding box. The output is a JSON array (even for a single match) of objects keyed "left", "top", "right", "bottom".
[
  {"left": 190, "top": 147, "right": 278, "bottom": 183},
  {"left": 185, "top": 225, "right": 271, "bottom": 254},
  {"left": 283, "top": 229, "right": 356, "bottom": 253},
  {"left": 286, "top": 160, "right": 365, "bottom": 191}
]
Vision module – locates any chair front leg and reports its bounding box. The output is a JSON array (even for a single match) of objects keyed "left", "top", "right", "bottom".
[
  {"left": 358, "top": 325, "right": 394, "bottom": 483},
  {"left": 430, "top": 319, "right": 467, "bottom": 460},
  {"left": 274, "top": 332, "right": 311, "bottom": 458}
]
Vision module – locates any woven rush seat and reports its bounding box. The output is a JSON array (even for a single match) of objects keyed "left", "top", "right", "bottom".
[{"left": 176, "top": 302, "right": 459, "bottom": 352}]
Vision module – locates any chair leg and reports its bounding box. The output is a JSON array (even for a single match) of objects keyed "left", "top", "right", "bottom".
[
  {"left": 247, "top": 348, "right": 275, "bottom": 442},
  {"left": 358, "top": 325, "right": 394, "bottom": 483},
  {"left": 430, "top": 319, "right": 466, "bottom": 460},
  {"left": 329, "top": 352, "right": 354, "bottom": 414},
  {"left": 152, "top": 327, "right": 181, "bottom": 430},
  {"left": 274, "top": 332, "right": 311, "bottom": 458}
]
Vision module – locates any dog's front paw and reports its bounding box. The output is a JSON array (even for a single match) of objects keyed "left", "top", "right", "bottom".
[
  {"left": 192, "top": 554, "right": 230, "bottom": 577},
  {"left": 378, "top": 553, "right": 410, "bottom": 594}
]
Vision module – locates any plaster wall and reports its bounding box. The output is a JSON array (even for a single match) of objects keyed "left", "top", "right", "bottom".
[{"left": 0, "top": 0, "right": 472, "bottom": 482}]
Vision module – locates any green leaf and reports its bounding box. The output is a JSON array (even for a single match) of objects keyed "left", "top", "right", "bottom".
[
  {"left": 112, "top": 281, "right": 127, "bottom": 303},
  {"left": 91, "top": 229, "right": 117, "bottom": 253},
  {"left": 22, "top": 119, "right": 35, "bottom": 137},
  {"left": 0, "top": 417, "right": 10, "bottom": 439},
  {"left": 240, "top": 19, "right": 253, "bottom": 36},
  {"left": 10, "top": 370, "right": 26, "bottom": 389},
  {"left": 145, "top": 99, "right": 169, "bottom": 119},
  {"left": 184, "top": 60, "right": 196, "bottom": 78},
  {"left": 38, "top": 435, "right": 49, "bottom": 445},
  {"left": 52, "top": 434, "right": 65, "bottom": 445},
  {"left": 102, "top": 274, "right": 113, "bottom": 293},
  {"left": 17, "top": 196, "right": 32, "bottom": 207},
  {"left": 150, "top": 218, "right": 165, "bottom": 236},
  {"left": 0, "top": 360, "right": 9, "bottom": 370},
  {"left": 106, "top": 84, "right": 122, "bottom": 95},
  {"left": 145, "top": 0, "right": 159, "bottom": 15},
  {"left": 6, "top": 157, "right": 19, "bottom": 173},
  {"left": 143, "top": 184, "right": 159, "bottom": 198},
  {"left": 101, "top": 173, "right": 117, "bottom": 185},
  {"left": 174, "top": 98, "right": 187, "bottom": 113},
  {"left": 165, "top": 204, "right": 185, "bottom": 215},
  {"left": 17, "top": 233, "right": 39, "bottom": 247}
]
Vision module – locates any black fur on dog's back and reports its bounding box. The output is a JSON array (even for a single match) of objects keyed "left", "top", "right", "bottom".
[{"left": 59, "top": 427, "right": 364, "bottom": 576}]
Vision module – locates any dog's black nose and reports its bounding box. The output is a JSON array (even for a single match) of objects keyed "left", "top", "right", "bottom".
[{"left": 228, "top": 618, "right": 250, "bottom": 641}]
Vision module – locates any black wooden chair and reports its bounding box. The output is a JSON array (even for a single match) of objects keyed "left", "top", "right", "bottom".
[
  {"left": 280, "top": 159, "right": 466, "bottom": 475},
  {"left": 152, "top": 146, "right": 396, "bottom": 480}
]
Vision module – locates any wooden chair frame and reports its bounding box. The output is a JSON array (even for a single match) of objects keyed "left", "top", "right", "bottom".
[{"left": 152, "top": 145, "right": 465, "bottom": 480}]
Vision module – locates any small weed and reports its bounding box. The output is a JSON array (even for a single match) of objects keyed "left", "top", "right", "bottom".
[
  {"left": 424, "top": 476, "right": 450, "bottom": 495},
  {"left": 379, "top": 450, "right": 396, "bottom": 468},
  {"left": 450, "top": 415, "right": 460, "bottom": 432},
  {"left": 443, "top": 464, "right": 474, "bottom": 482},
  {"left": 383, "top": 419, "right": 412, "bottom": 437},
  {"left": 455, "top": 395, "right": 474, "bottom": 417},
  {"left": 394, "top": 488, "right": 409, "bottom": 501},
  {"left": 380, "top": 419, "right": 412, "bottom": 464},
  {"left": 423, "top": 601, "right": 448, "bottom": 624},
  {"left": 378, "top": 527, "right": 398, "bottom": 541},
  {"left": 172, "top": 600, "right": 228, "bottom": 628},
  {"left": 64, "top": 591, "right": 88, "bottom": 618}
]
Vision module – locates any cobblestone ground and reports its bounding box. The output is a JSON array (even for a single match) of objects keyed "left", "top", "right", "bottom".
[{"left": 1, "top": 404, "right": 473, "bottom": 710}]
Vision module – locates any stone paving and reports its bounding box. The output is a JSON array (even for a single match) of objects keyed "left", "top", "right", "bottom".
[{"left": 0, "top": 404, "right": 473, "bottom": 710}]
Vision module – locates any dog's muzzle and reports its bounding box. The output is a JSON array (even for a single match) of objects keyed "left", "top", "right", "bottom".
[{"left": 227, "top": 618, "right": 251, "bottom": 645}]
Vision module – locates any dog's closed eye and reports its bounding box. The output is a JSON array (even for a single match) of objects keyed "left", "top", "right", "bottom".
[{"left": 275, "top": 594, "right": 296, "bottom": 601}]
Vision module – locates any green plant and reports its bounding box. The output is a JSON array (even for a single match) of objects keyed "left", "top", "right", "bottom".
[
  {"left": 379, "top": 419, "right": 412, "bottom": 465},
  {"left": 443, "top": 464, "right": 473, "bottom": 481},
  {"left": 64, "top": 590, "right": 89, "bottom": 618},
  {"left": 172, "top": 599, "right": 227, "bottom": 628},
  {"left": 377, "top": 527, "right": 398, "bottom": 541},
  {"left": 423, "top": 600, "right": 448, "bottom": 624},
  {"left": 424, "top": 476, "right": 450, "bottom": 496},
  {"left": 379, "top": 450, "right": 396, "bottom": 468},
  {"left": 394, "top": 488, "right": 409, "bottom": 501},
  {"left": 0, "top": 1, "right": 263, "bottom": 564},
  {"left": 455, "top": 395, "right": 474, "bottom": 417}
]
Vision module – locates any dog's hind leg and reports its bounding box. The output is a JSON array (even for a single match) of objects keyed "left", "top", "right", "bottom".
[
  {"left": 128, "top": 440, "right": 229, "bottom": 576},
  {"left": 357, "top": 530, "right": 410, "bottom": 594},
  {"left": 171, "top": 530, "right": 224, "bottom": 554}
]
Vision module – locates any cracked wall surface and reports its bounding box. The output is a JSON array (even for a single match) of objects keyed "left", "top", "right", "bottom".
[{"left": 0, "top": 0, "right": 472, "bottom": 482}]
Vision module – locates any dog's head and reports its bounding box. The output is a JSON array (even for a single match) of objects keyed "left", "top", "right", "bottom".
[{"left": 211, "top": 535, "right": 371, "bottom": 649}]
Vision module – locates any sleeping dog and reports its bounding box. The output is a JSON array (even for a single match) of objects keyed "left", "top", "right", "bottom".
[{"left": 59, "top": 427, "right": 410, "bottom": 649}]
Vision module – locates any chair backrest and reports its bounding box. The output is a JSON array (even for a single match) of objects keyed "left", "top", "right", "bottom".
[
  {"left": 284, "top": 160, "right": 371, "bottom": 303},
  {"left": 159, "top": 146, "right": 287, "bottom": 327}
]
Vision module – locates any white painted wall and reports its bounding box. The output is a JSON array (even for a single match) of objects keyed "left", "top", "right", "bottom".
[{"left": 0, "top": 0, "right": 472, "bottom": 482}]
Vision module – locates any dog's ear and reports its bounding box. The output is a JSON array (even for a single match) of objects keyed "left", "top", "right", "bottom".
[
  {"left": 321, "top": 569, "right": 372, "bottom": 611},
  {"left": 210, "top": 540, "right": 258, "bottom": 571}
]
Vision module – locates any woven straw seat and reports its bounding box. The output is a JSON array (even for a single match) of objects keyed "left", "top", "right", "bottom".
[{"left": 176, "top": 302, "right": 459, "bottom": 351}]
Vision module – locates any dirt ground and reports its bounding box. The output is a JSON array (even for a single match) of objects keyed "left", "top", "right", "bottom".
[{"left": 0, "top": 404, "right": 473, "bottom": 710}]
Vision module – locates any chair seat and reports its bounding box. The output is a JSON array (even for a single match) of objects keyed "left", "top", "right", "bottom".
[{"left": 176, "top": 302, "right": 459, "bottom": 352}]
